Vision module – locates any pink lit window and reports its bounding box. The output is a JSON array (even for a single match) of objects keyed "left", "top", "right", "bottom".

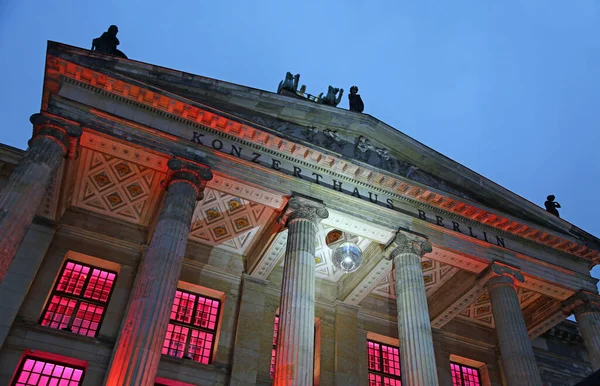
[
  {"left": 451, "top": 362, "right": 481, "bottom": 386},
  {"left": 270, "top": 316, "right": 280, "bottom": 378},
  {"left": 40, "top": 260, "right": 117, "bottom": 337},
  {"left": 162, "top": 289, "right": 221, "bottom": 364},
  {"left": 12, "top": 357, "right": 85, "bottom": 386},
  {"left": 367, "top": 340, "right": 401, "bottom": 386}
]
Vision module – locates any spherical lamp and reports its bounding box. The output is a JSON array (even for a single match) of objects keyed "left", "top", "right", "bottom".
[
  {"left": 326, "top": 230, "right": 363, "bottom": 273},
  {"left": 332, "top": 241, "right": 363, "bottom": 273}
]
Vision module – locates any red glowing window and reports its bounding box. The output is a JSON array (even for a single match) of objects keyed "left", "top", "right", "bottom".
[
  {"left": 270, "top": 316, "right": 280, "bottom": 378},
  {"left": 40, "top": 260, "right": 117, "bottom": 337},
  {"left": 451, "top": 362, "right": 481, "bottom": 386},
  {"left": 367, "top": 340, "right": 401, "bottom": 386},
  {"left": 12, "top": 357, "right": 85, "bottom": 386},
  {"left": 162, "top": 289, "right": 220, "bottom": 365}
]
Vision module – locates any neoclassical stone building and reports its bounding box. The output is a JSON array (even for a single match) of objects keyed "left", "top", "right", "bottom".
[{"left": 0, "top": 41, "right": 598, "bottom": 386}]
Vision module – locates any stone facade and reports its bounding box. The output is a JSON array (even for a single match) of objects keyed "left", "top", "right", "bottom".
[{"left": 0, "top": 42, "right": 599, "bottom": 386}]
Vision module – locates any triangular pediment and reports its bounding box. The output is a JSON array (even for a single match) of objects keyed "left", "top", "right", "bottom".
[{"left": 45, "top": 42, "right": 600, "bottom": 250}]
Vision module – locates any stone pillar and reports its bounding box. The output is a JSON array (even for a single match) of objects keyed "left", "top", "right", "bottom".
[
  {"left": 562, "top": 290, "right": 600, "bottom": 371},
  {"left": 0, "top": 219, "right": 56, "bottom": 349},
  {"left": 105, "top": 159, "right": 212, "bottom": 386},
  {"left": 384, "top": 232, "right": 439, "bottom": 386},
  {"left": 0, "top": 113, "right": 81, "bottom": 284},
  {"left": 334, "top": 301, "right": 360, "bottom": 386},
  {"left": 230, "top": 274, "right": 272, "bottom": 386},
  {"left": 483, "top": 263, "right": 542, "bottom": 386},
  {"left": 273, "top": 196, "right": 328, "bottom": 386}
]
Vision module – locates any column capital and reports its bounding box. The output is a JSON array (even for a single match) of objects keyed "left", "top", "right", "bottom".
[
  {"left": 29, "top": 113, "right": 82, "bottom": 159},
  {"left": 383, "top": 231, "right": 432, "bottom": 260},
  {"left": 162, "top": 158, "right": 213, "bottom": 200},
  {"left": 479, "top": 261, "right": 524, "bottom": 289},
  {"left": 279, "top": 196, "right": 328, "bottom": 227},
  {"left": 562, "top": 290, "right": 600, "bottom": 316}
]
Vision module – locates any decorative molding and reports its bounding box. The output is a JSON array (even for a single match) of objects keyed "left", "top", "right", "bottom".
[
  {"left": 431, "top": 285, "right": 485, "bottom": 329},
  {"left": 79, "top": 131, "right": 168, "bottom": 172},
  {"left": 372, "top": 258, "right": 459, "bottom": 300},
  {"left": 207, "top": 174, "right": 285, "bottom": 210},
  {"left": 322, "top": 209, "right": 394, "bottom": 244},
  {"left": 189, "top": 188, "right": 274, "bottom": 254},
  {"left": 457, "top": 288, "right": 541, "bottom": 328},
  {"left": 46, "top": 56, "right": 599, "bottom": 264},
  {"left": 252, "top": 230, "right": 288, "bottom": 279},
  {"left": 71, "top": 146, "right": 165, "bottom": 226},
  {"left": 427, "top": 247, "right": 488, "bottom": 273},
  {"left": 344, "top": 258, "right": 393, "bottom": 306}
]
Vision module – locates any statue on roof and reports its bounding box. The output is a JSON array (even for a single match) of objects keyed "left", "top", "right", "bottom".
[
  {"left": 278, "top": 72, "right": 300, "bottom": 94},
  {"left": 348, "top": 86, "right": 364, "bottom": 113},
  {"left": 320, "top": 86, "right": 344, "bottom": 107},
  {"left": 91, "top": 25, "right": 127, "bottom": 58},
  {"left": 544, "top": 195, "right": 561, "bottom": 217}
]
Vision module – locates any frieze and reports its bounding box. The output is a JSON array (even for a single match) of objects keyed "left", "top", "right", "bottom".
[{"left": 48, "top": 57, "right": 599, "bottom": 264}]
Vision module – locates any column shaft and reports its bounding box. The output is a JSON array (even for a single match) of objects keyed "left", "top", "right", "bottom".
[
  {"left": 0, "top": 137, "right": 65, "bottom": 282},
  {"left": 394, "top": 250, "right": 439, "bottom": 386},
  {"left": 488, "top": 278, "right": 541, "bottom": 386},
  {"left": 275, "top": 219, "right": 316, "bottom": 386},
  {"left": 0, "top": 221, "right": 55, "bottom": 349},
  {"left": 274, "top": 197, "right": 327, "bottom": 386},
  {"left": 575, "top": 311, "right": 600, "bottom": 370},
  {"left": 105, "top": 160, "right": 210, "bottom": 386}
]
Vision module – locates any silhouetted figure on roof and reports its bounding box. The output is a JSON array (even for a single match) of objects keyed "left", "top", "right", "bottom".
[
  {"left": 92, "top": 25, "right": 127, "bottom": 58},
  {"left": 348, "top": 86, "right": 364, "bottom": 113},
  {"left": 544, "top": 195, "right": 561, "bottom": 217}
]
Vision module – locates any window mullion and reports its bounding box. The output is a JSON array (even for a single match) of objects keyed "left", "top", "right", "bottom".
[
  {"left": 65, "top": 300, "right": 82, "bottom": 331},
  {"left": 79, "top": 262, "right": 94, "bottom": 297}
]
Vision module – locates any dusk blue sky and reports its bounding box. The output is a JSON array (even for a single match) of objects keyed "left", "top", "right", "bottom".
[{"left": 1, "top": 1, "right": 599, "bottom": 282}]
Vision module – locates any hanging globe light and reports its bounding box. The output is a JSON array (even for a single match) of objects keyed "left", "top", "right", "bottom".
[
  {"left": 326, "top": 230, "right": 363, "bottom": 273},
  {"left": 332, "top": 241, "right": 363, "bottom": 273}
]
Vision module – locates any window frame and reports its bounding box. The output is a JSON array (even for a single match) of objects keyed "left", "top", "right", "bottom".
[
  {"left": 39, "top": 259, "right": 118, "bottom": 337},
  {"left": 450, "top": 361, "right": 482, "bottom": 386},
  {"left": 367, "top": 339, "right": 402, "bottom": 386},
  {"left": 11, "top": 353, "right": 86, "bottom": 386},
  {"left": 163, "top": 288, "right": 222, "bottom": 364}
]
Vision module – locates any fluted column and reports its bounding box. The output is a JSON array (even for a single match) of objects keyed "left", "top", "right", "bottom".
[
  {"left": 0, "top": 113, "right": 81, "bottom": 283},
  {"left": 105, "top": 158, "right": 212, "bottom": 386},
  {"left": 274, "top": 196, "right": 328, "bottom": 386},
  {"left": 483, "top": 263, "right": 541, "bottom": 386},
  {"left": 384, "top": 232, "right": 438, "bottom": 386},
  {"left": 562, "top": 290, "right": 600, "bottom": 371}
]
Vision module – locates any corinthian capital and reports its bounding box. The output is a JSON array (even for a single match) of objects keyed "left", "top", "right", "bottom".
[
  {"left": 383, "top": 232, "right": 432, "bottom": 260},
  {"left": 280, "top": 196, "right": 329, "bottom": 227},
  {"left": 562, "top": 290, "right": 600, "bottom": 316},
  {"left": 162, "top": 158, "right": 213, "bottom": 199}
]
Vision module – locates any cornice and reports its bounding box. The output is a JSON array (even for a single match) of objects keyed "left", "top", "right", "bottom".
[{"left": 44, "top": 56, "right": 599, "bottom": 264}]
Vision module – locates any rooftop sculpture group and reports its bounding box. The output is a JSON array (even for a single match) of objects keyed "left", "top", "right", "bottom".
[{"left": 277, "top": 72, "right": 363, "bottom": 112}]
